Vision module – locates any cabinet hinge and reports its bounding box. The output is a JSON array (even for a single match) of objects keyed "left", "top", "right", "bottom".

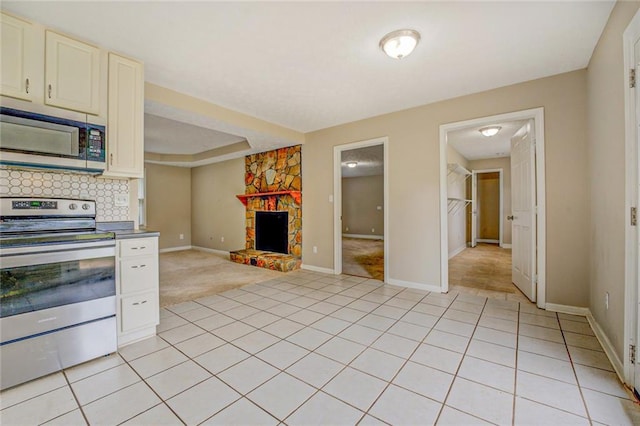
[
  {"left": 630, "top": 344, "right": 636, "bottom": 364},
  {"left": 632, "top": 207, "right": 637, "bottom": 227},
  {"left": 631, "top": 68, "right": 637, "bottom": 88}
]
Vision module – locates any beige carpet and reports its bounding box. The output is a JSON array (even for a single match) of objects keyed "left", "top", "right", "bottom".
[
  {"left": 159, "top": 249, "right": 283, "bottom": 308},
  {"left": 449, "top": 243, "right": 518, "bottom": 293},
  {"left": 342, "top": 237, "right": 384, "bottom": 281}
]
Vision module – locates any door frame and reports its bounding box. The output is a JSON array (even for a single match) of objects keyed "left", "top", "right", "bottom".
[
  {"left": 439, "top": 108, "right": 546, "bottom": 309},
  {"left": 472, "top": 168, "right": 504, "bottom": 247},
  {"left": 333, "top": 137, "right": 389, "bottom": 283},
  {"left": 622, "top": 9, "right": 640, "bottom": 388}
]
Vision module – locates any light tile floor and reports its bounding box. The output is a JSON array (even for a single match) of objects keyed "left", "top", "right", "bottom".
[{"left": 2, "top": 270, "right": 640, "bottom": 425}]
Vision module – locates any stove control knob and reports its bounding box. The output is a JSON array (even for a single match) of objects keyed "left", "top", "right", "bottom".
[
  {"left": 82, "top": 203, "right": 91, "bottom": 210},
  {"left": 69, "top": 203, "right": 78, "bottom": 210}
]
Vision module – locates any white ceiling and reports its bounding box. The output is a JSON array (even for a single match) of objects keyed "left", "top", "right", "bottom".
[
  {"left": 341, "top": 145, "right": 384, "bottom": 178},
  {"left": 448, "top": 120, "right": 528, "bottom": 161},
  {"left": 144, "top": 113, "right": 245, "bottom": 155},
  {"left": 3, "top": 1, "right": 614, "bottom": 137}
]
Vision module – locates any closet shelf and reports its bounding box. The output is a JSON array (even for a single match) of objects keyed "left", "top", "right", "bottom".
[
  {"left": 447, "top": 163, "right": 471, "bottom": 176},
  {"left": 447, "top": 197, "right": 471, "bottom": 214}
]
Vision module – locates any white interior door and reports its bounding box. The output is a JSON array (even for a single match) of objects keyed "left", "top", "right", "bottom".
[
  {"left": 511, "top": 121, "right": 537, "bottom": 302},
  {"left": 471, "top": 171, "right": 478, "bottom": 248}
]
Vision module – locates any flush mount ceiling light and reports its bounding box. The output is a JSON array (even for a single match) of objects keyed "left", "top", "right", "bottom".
[
  {"left": 379, "top": 29, "right": 421, "bottom": 59},
  {"left": 346, "top": 161, "right": 358, "bottom": 168},
  {"left": 479, "top": 126, "right": 502, "bottom": 137}
]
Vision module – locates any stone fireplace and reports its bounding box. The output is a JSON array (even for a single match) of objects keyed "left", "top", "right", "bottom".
[{"left": 230, "top": 145, "right": 302, "bottom": 272}]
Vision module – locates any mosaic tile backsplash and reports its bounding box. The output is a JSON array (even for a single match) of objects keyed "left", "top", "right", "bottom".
[{"left": 0, "top": 167, "right": 130, "bottom": 221}]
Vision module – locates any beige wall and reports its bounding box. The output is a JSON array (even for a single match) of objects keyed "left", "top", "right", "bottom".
[
  {"left": 587, "top": 1, "right": 640, "bottom": 365},
  {"left": 469, "top": 157, "right": 512, "bottom": 245},
  {"left": 341, "top": 175, "right": 384, "bottom": 236},
  {"left": 304, "top": 69, "right": 588, "bottom": 303},
  {"left": 191, "top": 158, "right": 246, "bottom": 251},
  {"left": 145, "top": 163, "right": 191, "bottom": 249}
]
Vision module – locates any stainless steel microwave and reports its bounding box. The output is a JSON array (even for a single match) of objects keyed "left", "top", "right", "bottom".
[{"left": 0, "top": 102, "right": 106, "bottom": 173}]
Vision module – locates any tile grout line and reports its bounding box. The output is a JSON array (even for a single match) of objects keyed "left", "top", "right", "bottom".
[
  {"left": 558, "top": 313, "right": 594, "bottom": 424},
  {"left": 511, "top": 298, "right": 521, "bottom": 426},
  {"left": 433, "top": 294, "right": 491, "bottom": 425}
]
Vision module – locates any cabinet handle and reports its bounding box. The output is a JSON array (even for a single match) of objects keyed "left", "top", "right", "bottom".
[
  {"left": 48, "top": 84, "right": 52, "bottom": 98},
  {"left": 131, "top": 246, "right": 146, "bottom": 250},
  {"left": 25, "top": 78, "right": 29, "bottom": 94},
  {"left": 110, "top": 153, "right": 113, "bottom": 166},
  {"left": 132, "top": 300, "right": 148, "bottom": 306},
  {"left": 131, "top": 264, "right": 147, "bottom": 269}
]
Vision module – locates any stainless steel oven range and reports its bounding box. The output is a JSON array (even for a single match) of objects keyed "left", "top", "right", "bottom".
[{"left": 0, "top": 197, "right": 117, "bottom": 390}]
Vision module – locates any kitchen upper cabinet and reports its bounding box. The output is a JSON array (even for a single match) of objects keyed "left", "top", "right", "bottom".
[
  {"left": 1, "top": 12, "right": 39, "bottom": 101},
  {"left": 104, "top": 52, "right": 144, "bottom": 178},
  {"left": 45, "top": 30, "right": 101, "bottom": 115}
]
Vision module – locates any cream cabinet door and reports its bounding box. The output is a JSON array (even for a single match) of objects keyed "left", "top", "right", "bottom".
[
  {"left": 1, "top": 13, "right": 37, "bottom": 101},
  {"left": 105, "top": 53, "right": 144, "bottom": 178},
  {"left": 45, "top": 30, "right": 100, "bottom": 114}
]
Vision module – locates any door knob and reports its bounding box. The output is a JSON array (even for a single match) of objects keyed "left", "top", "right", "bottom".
[{"left": 507, "top": 215, "right": 514, "bottom": 220}]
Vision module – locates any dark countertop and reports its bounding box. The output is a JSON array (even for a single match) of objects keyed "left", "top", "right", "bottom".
[{"left": 96, "top": 221, "right": 160, "bottom": 239}]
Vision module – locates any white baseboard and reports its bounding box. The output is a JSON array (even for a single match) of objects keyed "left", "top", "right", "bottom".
[
  {"left": 477, "top": 239, "right": 500, "bottom": 244},
  {"left": 301, "top": 264, "right": 335, "bottom": 274},
  {"left": 502, "top": 243, "right": 512, "bottom": 249},
  {"left": 342, "top": 234, "right": 384, "bottom": 240},
  {"left": 159, "top": 245, "right": 192, "bottom": 254},
  {"left": 387, "top": 278, "right": 442, "bottom": 293},
  {"left": 545, "top": 303, "right": 590, "bottom": 317},
  {"left": 586, "top": 311, "right": 625, "bottom": 383},
  {"left": 192, "top": 246, "right": 230, "bottom": 256},
  {"left": 448, "top": 245, "right": 466, "bottom": 260}
]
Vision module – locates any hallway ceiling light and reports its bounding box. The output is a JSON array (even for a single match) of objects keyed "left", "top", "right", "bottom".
[
  {"left": 479, "top": 126, "right": 502, "bottom": 137},
  {"left": 346, "top": 161, "right": 358, "bottom": 168},
  {"left": 379, "top": 29, "right": 421, "bottom": 59}
]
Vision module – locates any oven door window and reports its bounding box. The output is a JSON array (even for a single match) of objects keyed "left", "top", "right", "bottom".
[{"left": 1, "top": 255, "right": 115, "bottom": 318}]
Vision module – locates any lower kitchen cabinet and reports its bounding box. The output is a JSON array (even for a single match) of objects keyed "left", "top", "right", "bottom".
[{"left": 116, "top": 236, "right": 159, "bottom": 347}]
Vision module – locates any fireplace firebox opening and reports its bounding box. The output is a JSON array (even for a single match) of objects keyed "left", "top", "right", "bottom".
[{"left": 255, "top": 211, "right": 288, "bottom": 254}]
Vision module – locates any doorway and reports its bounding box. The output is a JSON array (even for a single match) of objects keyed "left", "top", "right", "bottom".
[
  {"left": 334, "top": 137, "right": 389, "bottom": 283},
  {"left": 439, "top": 108, "right": 546, "bottom": 308}
]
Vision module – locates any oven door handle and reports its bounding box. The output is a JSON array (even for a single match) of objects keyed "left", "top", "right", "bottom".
[
  {"left": 0, "top": 246, "right": 115, "bottom": 269},
  {"left": 0, "top": 240, "right": 115, "bottom": 258}
]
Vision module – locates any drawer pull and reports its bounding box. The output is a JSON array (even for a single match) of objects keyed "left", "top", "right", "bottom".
[
  {"left": 131, "top": 264, "right": 147, "bottom": 269},
  {"left": 132, "top": 300, "right": 148, "bottom": 306},
  {"left": 131, "top": 246, "right": 146, "bottom": 250}
]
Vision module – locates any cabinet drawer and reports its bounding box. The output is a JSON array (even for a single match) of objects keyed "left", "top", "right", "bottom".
[
  {"left": 120, "top": 255, "right": 157, "bottom": 294},
  {"left": 119, "top": 237, "right": 157, "bottom": 257},
  {"left": 120, "top": 291, "right": 158, "bottom": 333}
]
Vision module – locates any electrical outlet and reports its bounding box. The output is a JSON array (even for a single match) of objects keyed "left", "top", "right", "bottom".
[
  {"left": 114, "top": 193, "right": 129, "bottom": 207},
  {"left": 179, "top": 234, "right": 184, "bottom": 240},
  {"left": 345, "top": 227, "right": 349, "bottom": 231},
  {"left": 371, "top": 228, "right": 375, "bottom": 233},
  {"left": 221, "top": 236, "right": 225, "bottom": 242},
  {"left": 313, "top": 246, "right": 318, "bottom": 254},
  {"left": 377, "top": 206, "right": 382, "bottom": 210},
  {"left": 605, "top": 292, "right": 609, "bottom": 310}
]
